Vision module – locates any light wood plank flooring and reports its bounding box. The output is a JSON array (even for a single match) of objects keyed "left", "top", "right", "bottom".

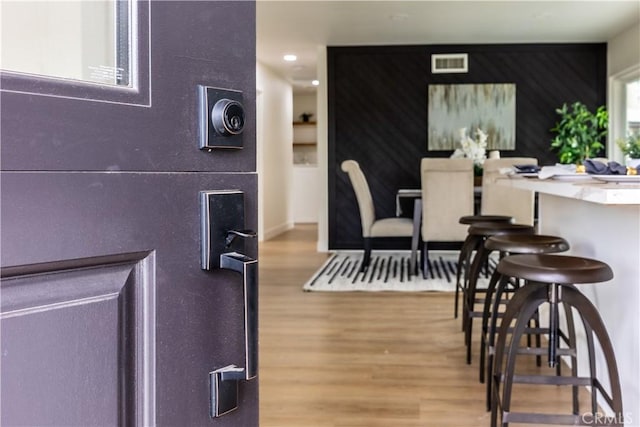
[{"left": 259, "top": 225, "right": 586, "bottom": 427}]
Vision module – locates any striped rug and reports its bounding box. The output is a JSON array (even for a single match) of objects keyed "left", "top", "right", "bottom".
[{"left": 303, "top": 251, "right": 496, "bottom": 292}]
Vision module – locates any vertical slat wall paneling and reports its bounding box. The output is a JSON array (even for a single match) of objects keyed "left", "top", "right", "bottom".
[{"left": 328, "top": 43, "right": 607, "bottom": 250}]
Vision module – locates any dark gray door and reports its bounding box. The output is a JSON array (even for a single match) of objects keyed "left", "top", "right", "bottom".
[{"left": 0, "top": 1, "right": 258, "bottom": 425}]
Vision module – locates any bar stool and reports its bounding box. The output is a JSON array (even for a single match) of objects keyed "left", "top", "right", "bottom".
[
  {"left": 480, "top": 234, "right": 570, "bottom": 408},
  {"left": 491, "top": 254, "right": 623, "bottom": 426},
  {"left": 462, "top": 222, "right": 535, "bottom": 364},
  {"left": 454, "top": 215, "right": 514, "bottom": 318}
]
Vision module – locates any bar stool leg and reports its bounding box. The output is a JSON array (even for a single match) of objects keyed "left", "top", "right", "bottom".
[
  {"left": 560, "top": 301, "right": 579, "bottom": 414},
  {"left": 492, "top": 284, "right": 624, "bottom": 426},
  {"left": 486, "top": 278, "right": 546, "bottom": 411},
  {"left": 491, "top": 284, "right": 546, "bottom": 427},
  {"left": 465, "top": 242, "right": 492, "bottom": 363},
  {"left": 495, "top": 287, "right": 547, "bottom": 427},
  {"left": 480, "top": 268, "right": 503, "bottom": 384},
  {"left": 456, "top": 234, "right": 482, "bottom": 319},
  {"left": 563, "top": 287, "right": 623, "bottom": 421}
]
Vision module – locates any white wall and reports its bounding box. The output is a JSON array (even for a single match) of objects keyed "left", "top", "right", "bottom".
[
  {"left": 256, "top": 62, "right": 294, "bottom": 241},
  {"left": 316, "top": 46, "right": 329, "bottom": 252},
  {"left": 608, "top": 21, "right": 640, "bottom": 77}
]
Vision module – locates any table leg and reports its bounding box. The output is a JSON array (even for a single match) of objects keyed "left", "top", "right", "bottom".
[{"left": 410, "top": 198, "right": 422, "bottom": 274}]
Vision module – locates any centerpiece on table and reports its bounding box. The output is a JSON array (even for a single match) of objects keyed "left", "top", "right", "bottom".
[{"left": 451, "top": 127, "right": 487, "bottom": 182}]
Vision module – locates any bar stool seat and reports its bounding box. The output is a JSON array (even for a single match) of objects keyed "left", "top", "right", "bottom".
[
  {"left": 480, "top": 234, "right": 570, "bottom": 408},
  {"left": 459, "top": 214, "right": 514, "bottom": 225},
  {"left": 491, "top": 254, "right": 623, "bottom": 427},
  {"left": 462, "top": 223, "right": 535, "bottom": 364},
  {"left": 485, "top": 234, "right": 569, "bottom": 254},
  {"left": 469, "top": 222, "right": 535, "bottom": 237},
  {"left": 498, "top": 254, "right": 613, "bottom": 284},
  {"left": 454, "top": 215, "right": 515, "bottom": 318}
]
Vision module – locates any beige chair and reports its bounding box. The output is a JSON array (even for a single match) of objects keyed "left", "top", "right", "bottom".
[
  {"left": 341, "top": 160, "right": 414, "bottom": 272},
  {"left": 421, "top": 158, "right": 474, "bottom": 277},
  {"left": 453, "top": 157, "right": 538, "bottom": 320},
  {"left": 481, "top": 157, "right": 538, "bottom": 226}
]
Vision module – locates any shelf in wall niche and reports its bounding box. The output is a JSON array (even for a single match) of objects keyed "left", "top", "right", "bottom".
[{"left": 293, "top": 121, "right": 317, "bottom": 145}]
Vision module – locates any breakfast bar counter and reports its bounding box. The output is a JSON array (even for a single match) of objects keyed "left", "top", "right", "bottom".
[{"left": 498, "top": 176, "right": 640, "bottom": 423}]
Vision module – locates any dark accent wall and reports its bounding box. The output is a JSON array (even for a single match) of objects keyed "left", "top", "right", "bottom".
[{"left": 328, "top": 43, "right": 607, "bottom": 250}]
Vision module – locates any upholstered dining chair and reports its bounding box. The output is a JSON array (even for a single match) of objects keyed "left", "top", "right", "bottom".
[
  {"left": 453, "top": 157, "right": 539, "bottom": 319},
  {"left": 481, "top": 157, "right": 538, "bottom": 226},
  {"left": 421, "top": 158, "right": 474, "bottom": 278},
  {"left": 341, "top": 160, "right": 414, "bottom": 272}
]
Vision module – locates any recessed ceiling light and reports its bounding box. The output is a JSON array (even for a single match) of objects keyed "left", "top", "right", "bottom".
[
  {"left": 312, "top": 80, "right": 319, "bottom": 86},
  {"left": 283, "top": 54, "right": 297, "bottom": 62}
]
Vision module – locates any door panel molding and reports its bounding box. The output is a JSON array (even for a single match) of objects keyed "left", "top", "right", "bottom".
[{"left": 1, "top": 251, "right": 156, "bottom": 426}]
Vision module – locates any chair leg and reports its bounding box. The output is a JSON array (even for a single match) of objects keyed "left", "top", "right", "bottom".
[
  {"left": 422, "top": 241, "right": 430, "bottom": 279},
  {"left": 361, "top": 238, "right": 372, "bottom": 272}
]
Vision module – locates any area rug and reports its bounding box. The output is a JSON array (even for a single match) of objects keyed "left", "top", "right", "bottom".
[{"left": 303, "top": 251, "right": 497, "bottom": 292}]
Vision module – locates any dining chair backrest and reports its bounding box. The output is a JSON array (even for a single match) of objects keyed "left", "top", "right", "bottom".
[
  {"left": 341, "top": 160, "right": 376, "bottom": 237},
  {"left": 481, "top": 157, "right": 538, "bottom": 226},
  {"left": 421, "top": 158, "right": 474, "bottom": 242}
]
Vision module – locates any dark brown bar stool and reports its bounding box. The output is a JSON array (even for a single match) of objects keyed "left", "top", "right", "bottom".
[
  {"left": 454, "top": 215, "right": 514, "bottom": 318},
  {"left": 462, "top": 222, "right": 535, "bottom": 364},
  {"left": 480, "top": 234, "right": 570, "bottom": 408},
  {"left": 491, "top": 254, "right": 623, "bottom": 427}
]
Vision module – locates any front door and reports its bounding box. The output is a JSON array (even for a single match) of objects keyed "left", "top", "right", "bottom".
[{"left": 1, "top": 1, "right": 258, "bottom": 425}]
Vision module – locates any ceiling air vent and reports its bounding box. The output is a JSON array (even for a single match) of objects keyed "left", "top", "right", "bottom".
[{"left": 431, "top": 53, "right": 468, "bottom": 74}]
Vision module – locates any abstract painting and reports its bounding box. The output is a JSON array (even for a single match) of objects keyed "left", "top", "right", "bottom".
[{"left": 428, "top": 83, "right": 516, "bottom": 151}]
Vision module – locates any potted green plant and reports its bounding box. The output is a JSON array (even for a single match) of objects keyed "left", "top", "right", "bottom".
[
  {"left": 550, "top": 101, "right": 608, "bottom": 164},
  {"left": 617, "top": 131, "right": 640, "bottom": 168},
  {"left": 299, "top": 112, "right": 313, "bottom": 122}
]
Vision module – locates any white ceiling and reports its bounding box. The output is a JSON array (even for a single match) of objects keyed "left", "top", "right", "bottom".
[{"left": 256, "top": 0, "right": 640, "bottom": 93}]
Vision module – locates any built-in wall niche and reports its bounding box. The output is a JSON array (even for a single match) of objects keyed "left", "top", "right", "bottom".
[
  {"left": 293, "top": 122, "right": 317, "bottom": 164},
  {"left": 293, "top": 93, "right": 317, "bottom": 165}
]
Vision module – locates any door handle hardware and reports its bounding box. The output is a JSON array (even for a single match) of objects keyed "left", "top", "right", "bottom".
[
  {"left": 219, "top": 251, "right": 258, "bottom": 381},
  {"left": 200, "top": 190, "right": 258, "bottom": 418},
  {"left": 209, "top": 365, "right": 244, "bottom": 417},
  {"left": 200, "top": 190, "right": 250, "bottom": 270},
  {"left": 225, "top": 229, "right": 257, "bottom": 248}
]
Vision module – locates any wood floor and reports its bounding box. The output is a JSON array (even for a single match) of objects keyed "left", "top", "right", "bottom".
[{"left": 258, "top": 225, "right": 585, "bottom": 427}]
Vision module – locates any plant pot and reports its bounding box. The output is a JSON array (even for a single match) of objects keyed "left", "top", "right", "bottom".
[{"left": 626, "top": 158, "right": 640, "bottom": 168}]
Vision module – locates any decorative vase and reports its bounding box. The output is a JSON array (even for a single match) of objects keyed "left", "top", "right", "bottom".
[{"left": 626, "top": 158, "right": 640, "bottom": 168}]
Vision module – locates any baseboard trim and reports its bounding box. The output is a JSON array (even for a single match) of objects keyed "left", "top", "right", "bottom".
[{"left": 262, "top": 222, "right": 294, "bottom": 241}]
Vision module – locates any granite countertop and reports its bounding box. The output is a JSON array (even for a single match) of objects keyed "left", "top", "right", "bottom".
[{"left": 497, "top": 176, "right": 640, "bottom": 205}]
